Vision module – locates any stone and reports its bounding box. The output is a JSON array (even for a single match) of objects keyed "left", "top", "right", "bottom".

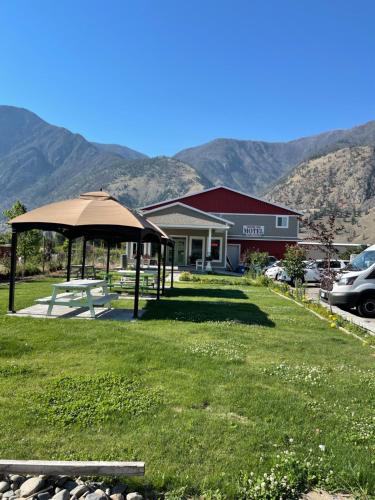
[
  {"left": 54, "top": 478, "right": 71, "bottom": 489},
  {"left": 0, "top": 485, "right": 9, "bottom": 495},
  {"left": 92, "top": 490, "right": 106, "bottom": 500},
  {"left": 51, "top": 490, "right": 70, "bottom": 500},
  {"left": 126, "top": 494, "right": 143, "bottom": 500},
  {"left": 20, "top": 478, "right": 45, "bottom": 498},
  {"left": 110, "top": 494, "right": 124, "bottom": 500},
  {"left": 3, "top": 492, "right": 14, "bottom": 499},
  {"left": 61, "top": 482, "right": 77, "bottom": 493},
  {"left": 37, "top": 493, "right": 51, "bottom": 500},
  {"left": 111, "top": 486, "right": 126, "bottom": 495},
  {"left": 85, "top": 494, "right": 106, "bottom": 500},
  {"left": 70, "top": 486, "right": 89, "bottom": 498},
  {"left": 10, "top": 478, "right": 25, "bottom": 488}
]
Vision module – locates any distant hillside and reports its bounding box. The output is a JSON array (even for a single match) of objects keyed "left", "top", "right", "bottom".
[
  {"left": 0, "top": 106, "right": 207, "bottom": 214},
  {"left": 175, "top": 121, "right": 375, "bottom": 195},
  {"left": 265, "top": 146, "right": 375, "bottom": 243}
]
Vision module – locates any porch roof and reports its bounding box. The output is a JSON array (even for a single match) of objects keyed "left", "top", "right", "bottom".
[{"left": 144, "top": 202, "right": 232, "bottom": 229}]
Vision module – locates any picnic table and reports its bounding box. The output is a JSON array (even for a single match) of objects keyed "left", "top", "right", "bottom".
[
  {"left": 36, "top": 279, "right": 118, "bottom": 319},
  {"left": 114, "top": 270, "right": 156, "bottom": 291}
]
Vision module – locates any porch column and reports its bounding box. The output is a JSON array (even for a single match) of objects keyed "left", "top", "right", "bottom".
[
  {"left": 81, "top": 237, "right": 87, "bottom": 279},
  {"left": 156, "top": 241, "right": 161, "bottom": 300},
  {"left": 8, "top": 229, "right": 18, "bottom": 313},
  {"left": 207, "top": 228, "right": 212, "bottom": 257},
  {"left": 133, "top": 232, "right": 142, "bottom": 319},
  {"left": 162, "top": 242, "right": 167, "bottom": 294},
  {"left": 224, "top": 229, "right": 228, "bottom": 269},
  {"left": 66, "top": 238, "right": 73, "bottom": 281},
  {"left": 171, "top": 244, "right": 175, "bottom": 288}
]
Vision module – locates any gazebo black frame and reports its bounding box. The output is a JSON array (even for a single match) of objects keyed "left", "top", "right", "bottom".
[{"left": 8, "top": 222, "right": 174, "bottom": 319}]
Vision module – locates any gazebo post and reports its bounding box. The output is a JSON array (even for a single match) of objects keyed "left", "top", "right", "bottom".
[
  {"left": 157, "top": 241, "right": 161, "bottom": 300},
  {"left": 171, "top": 244, "right": 175, "bottom": 288},
  {"left": 81, "top": 237, "right": 87, "bottom": 279},
  {"left": 133, "top": 233, "right": 142, "bottom": 319},
  {"left": 106, "top": 241, "right": 111, "bottom": 276},
  {"left": 8, "top": 229, "right": 18, "bottom": 313},
  {"left": 66, "top": 238, "right": 73, "bottom": 281},
  {"left": 162, "top": 242, "right": 167, "bottom": 294}
]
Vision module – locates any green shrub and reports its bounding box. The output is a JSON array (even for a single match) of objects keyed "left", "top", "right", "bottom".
[{"left": 179, "top": 271, "right": 194, "bottom": 281}]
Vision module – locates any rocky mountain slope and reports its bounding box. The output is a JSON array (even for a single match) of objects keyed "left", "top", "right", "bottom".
[
  {"left": 174, "top": 121, "right": 375, "bottom": 195},
  {"left": 0, "top": 106, "right": 207, "bottom": 212},
  {"left": 266, "top": 146, "right": 375, "bottom": 243}
]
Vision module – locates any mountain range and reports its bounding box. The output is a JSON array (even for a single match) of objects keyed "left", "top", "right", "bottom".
[{"left": 1, "top": 104, "right": 375, "bottom": 242}]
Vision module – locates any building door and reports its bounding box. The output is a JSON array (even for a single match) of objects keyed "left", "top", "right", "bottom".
[
  {"left": 168, "top": 237, "right": 186, "bottom": 266},
  {"left": 190, "top": 237, "right": 205, "bottom": 263},
  {"left": 227, "top": 244, "right": 241, "bottom": 271}
]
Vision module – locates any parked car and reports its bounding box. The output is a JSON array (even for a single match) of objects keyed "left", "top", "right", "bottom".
[
  {"left": 320, "top": 245, "right": 375, "bottom": 317},
  {"left": 278, "top": 259, "right": 349, "bottom": 285},
  {"left": 264, "top": 261, "right": 283, "bottom": 279}
]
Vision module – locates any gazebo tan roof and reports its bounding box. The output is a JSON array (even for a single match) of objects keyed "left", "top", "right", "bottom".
[{"left": 10, "top": 191, "right": 166, "bottom": 243}]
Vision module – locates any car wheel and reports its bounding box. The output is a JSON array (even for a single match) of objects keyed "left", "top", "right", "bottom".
[{"left": 357, "top": 294, "right": 375, "bottom": 318}]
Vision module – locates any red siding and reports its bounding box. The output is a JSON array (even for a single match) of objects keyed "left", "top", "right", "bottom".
[
  {"left": 228, "top": 239, "right": 297, "bottom": 260},
  {"left": 144, "top": 187, "right": 298, "bottom": 215}
]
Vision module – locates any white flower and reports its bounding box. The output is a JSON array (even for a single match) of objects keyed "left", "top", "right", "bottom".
[{"left": 319, "top": 444, "right": 326, "bottom": 452}]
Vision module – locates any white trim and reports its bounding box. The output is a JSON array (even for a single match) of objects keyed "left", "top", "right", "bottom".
[
  {"left": 189, "top": 236, "right": 205, "bottom": 262},
  {"left": 213, "top": 212, "right": 299, "bottom": 217},
  {"left": 157, "top": 224, "right": 231, "bottom": 229},
  {"left": 209, "top": 236, "right": 223, "bottom": 262},
  {"left": 140, "top": 185, "right": 302, "bottom": 215},
  {"left": 276, "top": 215, "right": 289, "bottom": 229},
  {"left": 142, "top": 202, "right": 234, "bottom": 225},
  {"left": 228, "top": 236, "right": 299, "bottom": 241},
  {"left": 170, "top": 235, "right": 188, "bottom": 266}
]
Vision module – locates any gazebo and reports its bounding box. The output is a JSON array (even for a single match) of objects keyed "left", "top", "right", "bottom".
[{"left": 8, "top": 191, "right": 175, "bottom": 318}]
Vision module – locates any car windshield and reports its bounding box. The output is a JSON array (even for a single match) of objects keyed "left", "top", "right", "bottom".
[{"left": 347, "top": 250, "right": 375, "bottom": 271}]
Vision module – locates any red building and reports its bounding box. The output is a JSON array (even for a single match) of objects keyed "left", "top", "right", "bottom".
[{"left": 141, "top": 186, "right": 301, "bottom": 269}]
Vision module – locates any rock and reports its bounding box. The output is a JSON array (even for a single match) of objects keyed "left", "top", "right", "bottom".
[
  {"left": 3, "top": 492, "right": 14, "bottom": 499},
  {"left": 126, "top": 494, "right": 143, "bottom": 500},
  {"left": 51, "top": 490, "right": 70, "bottom": 500},
  {"left": 85, "top": 494, "right": 106, "bottom": 500},
  {"left": 70, "top": 486, "right": 89, "bottom": 498},
  {"left": 61, "top": 482, "right": 77, "bottom": 493},
  {"left": 110, "top": 494, "right": 124, "bottom": 500},
  {"left": 0, "top": 485, "right": 9, "bottom": 495},
  {"left": 54, "top": 478, "right": 71, "bottom": 489},
  {"left": 111, "top": 486, "right": 126, "bottom": 495},
  {"left": 14, "top": 491, "right": 21, "bottom": 498},
  {"left": 10, "top": 478, "right": 25, "bottom": 488},
  {"left": 93, "top": 490, "right": 107, "bottom": 500},
  {"left": 20, "top": 478, "right": 45, "bottom": 498},
  {"left": 37, "top": 493, "right": 51, "bottom": 500}
]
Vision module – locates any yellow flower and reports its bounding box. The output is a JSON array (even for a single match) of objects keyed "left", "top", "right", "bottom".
[{"left": 330, "top": 322, "right": 336, "bottom": 328}]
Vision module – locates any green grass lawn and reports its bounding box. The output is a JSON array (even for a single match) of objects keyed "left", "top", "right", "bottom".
[{"left": 0, "top": 278, "right": 373, "bottom": 498}]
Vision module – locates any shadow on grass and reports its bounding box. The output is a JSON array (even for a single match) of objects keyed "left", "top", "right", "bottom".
[
  {"left": 165, "top": 287, "right": 248, "bottom": 299},
  {"left": 143, "top": 299, "right": 275, "bottom": 326}
]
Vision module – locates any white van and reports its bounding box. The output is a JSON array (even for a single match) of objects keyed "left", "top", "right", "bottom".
[{"left": 320, "top": 244, "right": 375, "bottom": 317}]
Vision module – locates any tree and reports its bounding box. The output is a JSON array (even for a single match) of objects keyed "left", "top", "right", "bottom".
[
  {"left": 3, "top": 201, "right": 42, "bottom": 267},
  {"left": 301, "top": 214, "right": 344, "bottom": 274},
  {"left": 282, "top": 245, "right": 306, "bottom": 286},
  {"left": 243, "top": 250, "right": 269, "bottom": 276}
]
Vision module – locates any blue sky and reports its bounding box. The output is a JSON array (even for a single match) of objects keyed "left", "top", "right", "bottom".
[{"left": 1, "top": 0, "right": 374, "bottom": 156}]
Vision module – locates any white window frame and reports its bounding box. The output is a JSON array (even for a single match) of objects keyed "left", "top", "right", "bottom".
[
  {"left": 210, "top": 237, "right": 223, "bottom": 262},
  {"left": 276, "top": 216, "right": 289, "bottom": 229}
]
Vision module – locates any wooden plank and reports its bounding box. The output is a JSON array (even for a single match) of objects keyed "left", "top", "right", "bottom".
[{"left": 0, "top": 460, "right": 145, "bottom": 476}]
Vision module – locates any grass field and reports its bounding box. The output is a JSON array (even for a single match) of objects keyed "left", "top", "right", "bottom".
[{"left": 0, "top": 278, "right": 373, "bottom": 498}]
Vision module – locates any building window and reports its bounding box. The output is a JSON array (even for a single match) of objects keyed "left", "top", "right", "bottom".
[
  {"left": 210, "top": 238, "right": 222, "bottom": 261},
  {"left": 276, "top": 216, "right": 289, "bottom": 228}
]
